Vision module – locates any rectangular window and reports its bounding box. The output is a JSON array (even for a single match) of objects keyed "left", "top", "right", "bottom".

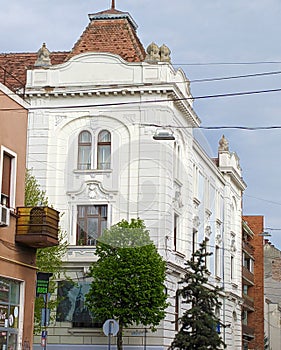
[
  {"left": 77, "top": 205, "right": 107, "bottom": 246},
  {"left": 56, "top": 280, "right": 102, "bottom": 328},
  {"left": 0, "top": 277, "right": 20, "bottom": 349},
  {"left": 1, "top": 147, "right": 16, "bottom": 209},
  {"left": 215, "top": 245, "right": 220, "bottom": 277},
  {"left": 231, "top": 256, "right": 234, "bottom": 280},
  {"left": 174, "top": 213, "right": 179, "bottom": 251},
  {"left": 192, "top": 229, "right": 198, "bottom": 256},
  {"left": 242, "top": 310, "right": 248, "bottom": 325}
]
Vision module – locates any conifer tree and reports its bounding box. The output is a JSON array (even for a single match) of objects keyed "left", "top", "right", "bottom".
[{"left": 170, "top": 240, "right": 226, "bottom": 350}]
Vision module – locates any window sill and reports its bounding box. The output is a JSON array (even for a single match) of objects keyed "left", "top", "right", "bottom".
[
  {"left": 68, "top": 328, "right": 102, "bottom": 335},
  {"left": 74, "top": 169, "right": 112, "bottom": 174}
]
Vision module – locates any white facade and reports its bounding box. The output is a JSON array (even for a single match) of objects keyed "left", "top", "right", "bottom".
[{"left": 26, "top": 49, "right": 245, "bottom": 349}]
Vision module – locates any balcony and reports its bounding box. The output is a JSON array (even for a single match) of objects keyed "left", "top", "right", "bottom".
[
  {"left": 242, "top": 324, "right": 255, "bottom": 340},
  {"left": 242, "top": 266, "right": 254, "bottom": 285},
  {"left": 242, "top": 240, "right": 255, "bottom": 257},
  {"left": 242, "top": 293, "right": 255, "bottom": 311},
  {"left": 16, "top": 207, "right": 59, "bottom": 248}
]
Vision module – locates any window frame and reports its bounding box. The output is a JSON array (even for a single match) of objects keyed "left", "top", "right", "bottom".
[
  {"left": 76, "top": 205, "right": 108, "bottom": 246},
  {"left": 77, "top": 130, "right": 92, "bottom": 170},
  {"left": 0, "top": 146, "right": 17, "bottom": 210},
  {"left": 97, "top": 130, "right": 111, "bottom": 170}
]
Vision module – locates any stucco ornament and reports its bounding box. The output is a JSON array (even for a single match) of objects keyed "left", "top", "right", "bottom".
[
  {"left": 218, "top": 134, "right": 229, "bottom": 152},
  {"left": 193, "top": 215, "right": 200, "bottom": 228},
  {"left": 160, "top": 44, "right": 171, "bottom": 63},
  {"left": 174, "top": 190, "right": 183, "bottom": 209},
  {"left": 145, "top": 42, "right": 160, "bottom": 63},
  {"left": 34, "top": 43, "right": 51, "bottom": 68}
]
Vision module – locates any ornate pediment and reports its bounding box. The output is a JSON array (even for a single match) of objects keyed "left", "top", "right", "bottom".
[{"left": 67, "top": 181, "right": 117, "bottom": 201}]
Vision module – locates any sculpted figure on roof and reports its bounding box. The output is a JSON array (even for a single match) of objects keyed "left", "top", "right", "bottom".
[
  {"left": 218, "top": 135, "right": 229, "bottom": 152},
  {"left": 160, "top": 44, "right": 171, "bottom": 63},
  {"left": 34, "top": 43, "right": 51, "bottom": 68},
  {"left": 145, "top": 42, "right": 160, "bottom": 63}
]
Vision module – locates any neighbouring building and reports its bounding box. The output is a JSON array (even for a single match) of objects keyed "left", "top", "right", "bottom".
[
  {"left": 0, "top": 4, "right": 247, "bottom": 350},
  {"left": 0, "top": 82, "right": 60, "bottom": 350},
  {"left": 264, "top": 239, "right": 281, "bottom": 350},
  {"left": 242, "top": 216, "right": 265, "bottom": 350},
  {"left": 0, "top": 82, "right": 61, "bottom": 350}
]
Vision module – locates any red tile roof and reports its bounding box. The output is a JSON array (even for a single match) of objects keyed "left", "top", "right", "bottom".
[
  {"left": 0, "top": 8, "right": 146, "bottom": 94},
  {"left": 0, "top": 52, "right": 68, "bottom": 92},
  {"left": 66, "top": 10, "right": 146, "bottom": 62}
]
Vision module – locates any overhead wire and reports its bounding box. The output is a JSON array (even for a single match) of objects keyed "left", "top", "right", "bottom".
[{"left": 3, "top": 85, "right": 281, "bottom": 113}]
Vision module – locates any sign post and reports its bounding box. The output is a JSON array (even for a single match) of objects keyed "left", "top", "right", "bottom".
[
  {"left": 103, "top": 319, "right": 119, "bottom": 350},
  {"left": 36, "top": 272, "right": 53, "bottom": 350}
]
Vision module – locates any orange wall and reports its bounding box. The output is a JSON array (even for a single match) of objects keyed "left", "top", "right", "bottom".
[{"left": 0, "top": 88, "right": 37, "bottom": 349}]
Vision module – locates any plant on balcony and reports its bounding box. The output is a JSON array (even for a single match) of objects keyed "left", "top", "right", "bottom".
[
  {"left": 25, "top": 169, "right": 68, "bottom": 333},
  {"left": 169, "top": 240, "right": 226, "bottom": 350},
  {"left": 86, "top": 218, "right": 168, "bottom": 350}
]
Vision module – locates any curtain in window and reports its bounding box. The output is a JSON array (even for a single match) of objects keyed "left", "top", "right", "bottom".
[
  {"left": 97, "top": 130, "right": 111, "bottom": 170},
  {"left": 78, "top": 131, "right": 92, "bottom": 170}
]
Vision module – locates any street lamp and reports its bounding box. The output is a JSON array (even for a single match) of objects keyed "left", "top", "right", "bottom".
[{"left": 153, "top": 128, "right": 175, "bottom": 140}]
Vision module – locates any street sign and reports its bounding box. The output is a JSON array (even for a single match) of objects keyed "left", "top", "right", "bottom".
[
  {"left": 36, "top": 272, "right": 53, "bottom": 296},
  {"left": 41, "top": 330, "right": 48, "bottom": 346},
  {"left": 41, "top": 308, "right": 50, "bottom": 327},
  {"left": 103, "top": 319, "right": 119, "bottom": 337}
]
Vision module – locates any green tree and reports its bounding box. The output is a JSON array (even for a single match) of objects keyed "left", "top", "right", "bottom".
[
  {"left": 170, "top": 240, "right": 226, "bottom": 350},
  {"left": 25, "top": 169, "right": 68, "bottom": 333},
  {"left": 86, "top": 218, "right": 168, "bottom": 350}
]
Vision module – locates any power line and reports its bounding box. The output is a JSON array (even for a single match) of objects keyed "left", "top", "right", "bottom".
[
  {"left": 176, "top": 61, "right": 281, "bottom": 66},
  {"left": 190, "top": 69, "right": 281, "bottom": 83},
  {"left": 2, "top": 85, "right": 281, "bottom": 113}
]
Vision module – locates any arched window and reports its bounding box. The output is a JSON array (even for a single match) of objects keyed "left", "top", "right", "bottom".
[
  {"left": 97, "top": 130, "right": 111, "bottom": 170},
  {"left": 78, "top": 131, "right": 92, "bottom": 170}
]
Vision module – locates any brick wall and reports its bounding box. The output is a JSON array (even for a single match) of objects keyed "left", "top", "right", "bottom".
[{"left": 243, "top": 215, "right": 264, "bottom": 350}]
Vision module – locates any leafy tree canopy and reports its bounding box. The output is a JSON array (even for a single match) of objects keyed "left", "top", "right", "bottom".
[{"left": 86, "top": 218, "right": 168, "bottom": 350}]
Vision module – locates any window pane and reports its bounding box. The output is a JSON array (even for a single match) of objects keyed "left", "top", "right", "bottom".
[
  {"left": 78, "top": 206, "right": 85, "bottom": 217},
  {"left": 79, "top": 131, "right": 91, "bottom": 143},
  {"left": 87, "top": 218, "right": 98, "bottom": 245},
  {"left": 1, "top": 153, "right": 12, "bottom": 206},
  {"left": 0, "top": 279, "right": 10, "bottom": 303},
  {"left": 88, "top": 206, "right": 99, "bottom": 215},
  {"left": 101, "top": 206, "right": 107, "bottom": 217},
  {"left": 101, "top": 220, "right": 107, "bottom": 234},
  {"left": 98, "top": 130, "right": 111, "bottom": 142},
  {"left": 98, "top": 145, "right": 111, "bottom": 169},
  {"left": 78, "top": 146, "right": 91, "bottom": 170},
  {"left": 10, "top": 281, "right": 20, "bottom": 305}
]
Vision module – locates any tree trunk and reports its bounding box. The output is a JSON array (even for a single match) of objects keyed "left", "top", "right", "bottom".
[{"left": 117, "top": 322, "right": 123, "bottom": 350}]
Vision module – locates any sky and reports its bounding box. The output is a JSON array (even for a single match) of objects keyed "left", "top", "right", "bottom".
[{"left": 1, "top": 0, "right": 281, "bottom": 247}]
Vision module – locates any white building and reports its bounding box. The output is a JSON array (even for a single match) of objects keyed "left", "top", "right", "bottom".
[{"left": 25, "top": 5, "right": 246, "bottom": 350}]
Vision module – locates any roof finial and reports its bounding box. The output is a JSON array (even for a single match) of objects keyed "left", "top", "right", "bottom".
[{"left": 111, "top": 0, "right": 115, "bottom": 9}]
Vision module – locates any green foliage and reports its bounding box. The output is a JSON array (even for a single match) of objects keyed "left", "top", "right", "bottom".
[
  {"left": 25, "top": 169, "right": 68, "bottom": 334},
  {"left": 25, "top": 169, "right": 48, "bottom": 207},
  {"left": 86, "top": 218, "right": 168, "bottom": 350},
  {"left": 170, "top": 240, "right": 226, "bottom": 350}
]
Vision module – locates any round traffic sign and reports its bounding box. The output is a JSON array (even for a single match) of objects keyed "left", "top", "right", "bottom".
[{"left": 103, "top": 319, "right": 119, "bottom": 336}]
